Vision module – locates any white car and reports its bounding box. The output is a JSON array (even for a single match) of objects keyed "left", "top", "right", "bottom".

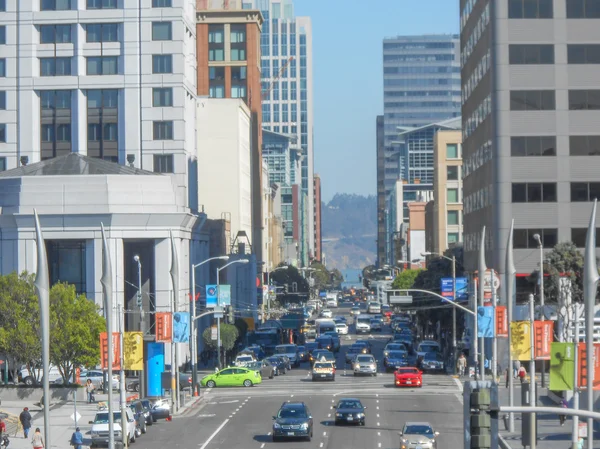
[
  {"left": 234, "top": 355, "right": 255, "bottom": 367},
  {"left": 90, "top": 406, "right": 137, "bottom": 446},
  {"left": 320, "top": 309, "right": 333, "bottom": 318},
  {"left": 335, "top": 323, "right": 349, "bottom": 335}
]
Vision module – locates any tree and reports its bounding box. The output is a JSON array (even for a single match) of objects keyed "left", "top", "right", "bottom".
[
  {"left": 391, "top": 269, "right": 422, "bottom": 290},
  {"left": 202, "top": 324, "right": 239, "bottom": 351},
  {"left": 0, "top": 272, "right": 41, "bottom": 382},
  {"left": 330, "top": 269, "right": 344, "bottom": 289},
  {"left": 309, "top": 261, "right": 330, "bottom": 291},
  {"left": 49, "top": 283, "right": 106, "bottom": 384},
  {"left": 270, "top": 265, "right": 309, "bottom": 304},
  {"left": 532, "top": 241, "right": 584, "bottom": 304}
]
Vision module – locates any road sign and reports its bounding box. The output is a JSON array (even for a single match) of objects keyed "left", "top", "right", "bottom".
[
  {"left": 211, "top": 326, "right": 217, "bottom": 341},
  {"left": 440, "top": 277, "right": 469, "bottom": 301},
  {"left": 389, "top": 295, "right": 412, "bottom": 304},
  {"left": 71, "top": 411, "right": 81, "bottom": 423}
]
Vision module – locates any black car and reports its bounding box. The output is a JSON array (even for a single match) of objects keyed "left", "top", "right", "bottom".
[
  {"left": 272, "top": 402, "right": 314, "bottom": 442},
  {"left": 138, "top": 399, "right": 155, "bottom": 425},
  {"left": 266, "top": 356, "right": 288, "bottom": 374},
  {"left": 420, "top": 352, "right": 445, "bottom": 373},
  {"left": 332, "top": 398, "right": 366, "bottom": 426},
  {"left": 144, "top": 397, "right": 171, "bottom": 421},
  {"left": 383, "top": 350, "right": 409, "bottom": 372}
]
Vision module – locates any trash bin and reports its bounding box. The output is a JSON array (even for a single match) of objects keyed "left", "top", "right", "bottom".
[{"left": 503, "top": 414, "right": 510, "bottom": 431}]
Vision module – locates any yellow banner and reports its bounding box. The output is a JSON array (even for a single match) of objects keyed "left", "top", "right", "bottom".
[
  {"left": 510, "top": 321, "right": 531, "bottom": 361},
  {"left": 123, "top": 332, "right": 144, "bottom": 370}
]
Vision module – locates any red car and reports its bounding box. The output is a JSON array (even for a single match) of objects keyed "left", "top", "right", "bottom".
[{"left": 394, "top": 367, "right": 423, "bottom": 387}]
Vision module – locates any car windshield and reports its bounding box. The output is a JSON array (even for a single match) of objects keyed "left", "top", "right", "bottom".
[
  {"left": 247, "top": 362, "right": 261, "bottom": 369},
  {"left": 348, "top": 347, "right": 361, "bottom": 353},
  {"left": 387, "top": 351, "right": 407, "bottom": 358},
  {"left": 420, "top": 345, "right": 439, "bottom": 353},
  {"left": 314, "top": 362, "right": 332, "bottom": 369},
  {"left": 306, "top": 343, "right": 318, "bottom": 350},
  {"left": 357, "top": 317, "right": 371, "bottom": 323},
  {"left": 404, "top": 425, "right": 434, "bottom": 436},
  {"left": 94, "top": 412, "right": 121, "bottom": 423},
  {"left": 297, "top": 346, "right": 306, "bottom": 352},
  {"left": 338, "top": 401, "right": 362, "bottom": 409},
  {"left": 267, "top": 357, "right": 280, "bottom": 364},
  {"left": 278, "top": 408, "right": 307, "bottom": 419},
  {"left": 237, "top": 356, "right": 253, "bottom": 360},
  {"left": 397, "top": 368, "right": 419, "bottom": 374},
  {"left": 424, "top": 352, "right": 442, "bottom": 361},
  {"left": 387, "top": 344, "right": 405, "bottom": 351},
  {"left": 276, "top": 346, "right": 296, "bottom": 354},
  {"left": 356, "top": 356, "right": 373, "bottom": 363}
]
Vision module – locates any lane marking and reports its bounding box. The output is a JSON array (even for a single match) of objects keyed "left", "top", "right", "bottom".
[
  {"left": 378, "top": 443, "right": 382, "bottom": 448},
  {"left": 377, "top": 413, "right": 380, "bottom": 418},
  {"left": 377, "top": 422, "right": 380, "bottom": 427},
  {"left": 320, "top": 443, "right": 324, "bottom": 448},
  {"left": 377, "top": 432, "right": 381, "bottom": 436},
  {"left": 291, "top": 394, "right": 294, "bottom": 397},
  {"left": 328, "top": 413, "right": 331, "bottom": 418},
  {"left": 267, "top": 432, "right": 272, "bottom": 436},
  {"left": 323, "top": 431, "right": 327, "bottom": 436},
  {"left": 261, "top": 444, "right": 265, "bottom": 448},
  {"left": 376, "top": 406, "right": 379, "bottom": 410},
  {"left": 228, "top": 414, "right": 232, "bottom": 418},
  {"left": 199, "top": 418, "right": 229, "bottom": 449},
  {"left": 453, "top": 377, "right": 464, "bottom": 392}
]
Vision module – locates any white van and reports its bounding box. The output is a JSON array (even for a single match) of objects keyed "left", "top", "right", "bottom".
[
  {"left": 18, "top": 365, "right": 63, "bottom": 386},
  {"left": 367, "top": 301, "right": 381, "bottom": 314},
  {"left": 89, "top": 405, "right": 137, "bottom": 446}
]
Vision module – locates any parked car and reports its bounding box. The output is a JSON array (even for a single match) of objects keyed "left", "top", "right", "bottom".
[
  {"left": 144, "top": 397, "right": 170, "bottom": 421},
  {"left": 137, "top": 399, "right": 155, "bottom": 425},
  {"left": 128, "top": 401, "right": 148, "bottom": 434},
  {"left": 89, "top": 406, "right": 137, "bottom": 446}
]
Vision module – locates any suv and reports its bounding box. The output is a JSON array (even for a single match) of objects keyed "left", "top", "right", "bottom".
[
  {"left": 89, "top": 406, "right": 137, "bottom": 447},
  {"left": 272, "top": 402, "right": 314, "bottom": 442},
  {"left": 322, "top": 332, "right": 341, "bottom": 352},
  {"left": 355, "top": 316, "right": 371, "bottom": 334},
  {"left": 275, "top": 344, "right": 300, "bottom": 367},
  {"left": 353, "top": 354, "right": 377, "bottom": 377}
]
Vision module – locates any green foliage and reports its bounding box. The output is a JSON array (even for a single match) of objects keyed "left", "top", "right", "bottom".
[
  {"left": 202, "top": 324, "right": 238, "bottom": 351},
  {"left": 533, "top": 241, "right": 584, "bottom": 304},
  {"left": 391, "top": 269, "right": 422, "bottom": 290},
  {"left": 49, "top": 282, "right": 105, "bottom": 384},
  {"left": 330, "top": 269, "right": 344, "bottom": 288},
  {"left": 270, "top": 265, "right": 309, "bottom": 303}
]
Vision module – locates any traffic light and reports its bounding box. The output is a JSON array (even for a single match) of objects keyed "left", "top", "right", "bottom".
[
  {"left": 226, "top": 306, "right": 234, "bottom": 324},
  {"left": 283, "top": 284, "right": 288, "bottom": 294},
  {"left": 464, "top": 381, "right": 498, "bottom": 449}
]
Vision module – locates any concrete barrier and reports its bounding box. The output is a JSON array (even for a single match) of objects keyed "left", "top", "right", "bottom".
[{"left": 0, "top": 386, "right": 81, "bottom": 402}]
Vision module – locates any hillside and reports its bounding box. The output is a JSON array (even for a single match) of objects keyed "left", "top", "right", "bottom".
[{"left": 321, "top": 194, "right": 376, "bottom": 271}]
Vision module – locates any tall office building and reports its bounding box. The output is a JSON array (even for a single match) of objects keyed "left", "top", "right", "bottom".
[{"left": 460, "top": 0, "right": 600, "bottom": 288}]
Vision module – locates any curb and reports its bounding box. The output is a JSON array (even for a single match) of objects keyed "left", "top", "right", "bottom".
[
  {"left": 175, "top": 395, "right": 203, "bottom": 416},
  {"left": 498, "top": 434, "right": 513, "bottom": 449}
]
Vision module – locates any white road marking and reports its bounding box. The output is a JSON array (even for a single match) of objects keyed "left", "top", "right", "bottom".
[
  {"left": 377, "top": 422, "right": 381, "bottom": 427},
  {"left": 453, "top": 377, "right": 464, "bottom": 392},
  {"left": 323, "top": 431, "right": 327, "bottom": 436},
  {"left": 328, "top": 413, "right": 331, "bottom": 418},
  {"left": 320, "top": 443, "right": 324, "bottom": 448},
  {"left": 291, "top": 394, "right": 294, "bottom": 397},
  {"left": 376, "top": 406, "right": 379, "bottom": 410},
  {"left": 376, "top": 393, "right": 379, "bottom": 397},
  {"left": 261, "top": 444, "right": 265, "bottom": 448},
  {"left": 377, "top": 414, "right": 380, "bottom": 418},
  {"left": 376, "top": 399, "right": 379, "bottom": 403},
  {"left": 228, "top": 415, "right": 232, "bottom": 418},
  {"left": 377, "top": 432, "right": 381, "bottom": 436},
  {"left": 197, "top": 414, "right": 216, "bottom": 418},
  {"left": 378, "top": 443, "right": 382, "bottom": 448},
  {"left": 199, "top": 418, "right": 229, "bottom": 449},
  {"left": 267, "top": 432, "right": 272, "bottom": 436}
]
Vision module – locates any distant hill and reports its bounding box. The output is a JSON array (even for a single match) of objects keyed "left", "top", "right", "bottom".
[{"left": 321, "top": 194, "right": 376, "bottom": 271}]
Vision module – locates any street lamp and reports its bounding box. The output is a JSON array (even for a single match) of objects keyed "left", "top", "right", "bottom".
[
  {"left": 190, "top": 255, "right": 229, "bottom": 395},
  {"left": 216, "top": 259, "right": 249, "bottom": 369},
  {"left": 133, "top": 255, "right": 144, "bottom": 397},
  {"left": 533, "top": 233, "right": 546, "bottom": 388},
  {"left": 422, "top": 251, "right": 458, "bottom": 372}
]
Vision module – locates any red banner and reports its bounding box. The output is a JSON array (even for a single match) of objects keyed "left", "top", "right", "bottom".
[
  {"left": 100, "top": 332, "right": 121, "bottom": 370},
  {"left": 496, "top": 306, "right": 508, "bottom": 337},
  {"left": 577, "top": 343, "right": 600, "bottom": 390},
  {"left": 155, "top": 312, "right": 172, "bottom": 343},
  {"left": 533, "top": 321, "right": 554, "bottom": 360}
]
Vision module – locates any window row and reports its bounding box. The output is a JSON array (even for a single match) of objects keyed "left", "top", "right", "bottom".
[
  {"left": 508, "top": 0, "right": 600, "bottom": 19},
  {"left": 37, "top": 55, "right": 175, "bottom": 76},
  {"left": 461, "top": 2, "right": 490, "bottom": 67},
  {"left": 462, "top": 49, "right": 491, "bottom": 106},
  {"left": 463, "top": 140, "right": 492, "bottom": 179},
  {"left": 512, "top": 182, "right": 557, "bottom": 203},
  {"left": 463, "top": 94, "right": 491, "bottom": 139},
  {"left": 208, "top": 24, "right": 247, "bottom": 62},
  {"left": 513, "top": 229, "right": 556, "bottom": 249},
  {"left": 510, "top": 89, "right": 600, "bottom": 110},
  {"left": 40, "top": 0, "right": 171, "bottom": 10},
  {"left": 511, "top": 135, "right": 600, "bottom": 156}
]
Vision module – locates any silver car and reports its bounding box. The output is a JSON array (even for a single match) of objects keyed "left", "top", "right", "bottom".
[
  {"left": 399, "top": 421, "right": 440, "bottom": 449},
  {"left": 353, "top": 354, "right": 377, "bottom": 376}
]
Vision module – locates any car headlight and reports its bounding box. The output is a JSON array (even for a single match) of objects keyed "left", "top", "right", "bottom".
[
  {"left": 384, "top": 351, "right": 389, "bottom": 356},
  {"left": 356, "top": 413, "right": 364, "bottom": 418},
  {"left": 273, "top": 423, "right": 281, "bottom": 429},
  {"left": 336, "top": 413, "right": 342, "bottom": 417},
  {"left": 370, "top": 364, "right": 376, "bottom": 369},
  {"left": 300, "top": 423, "right": 309, "bottom": 430}
]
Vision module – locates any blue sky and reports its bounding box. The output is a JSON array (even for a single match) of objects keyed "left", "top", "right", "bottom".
[{"left": 294, "top": 0, "right": 459, "bottom": 202}]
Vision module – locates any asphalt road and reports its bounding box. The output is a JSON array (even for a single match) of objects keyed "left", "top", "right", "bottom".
[{"left": 135, "top": 306, "right": 464, "bottom": 449}]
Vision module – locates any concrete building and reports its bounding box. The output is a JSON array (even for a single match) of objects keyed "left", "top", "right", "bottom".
[
  {"left": 197, "top": 98, "right": 252, "bottom": 244},
  {"left": 431, "top": 129, "right": 463, "bottom": 254},
  {"left": 376, "top": 115, "right": 386, "bottom": 267},
  {"left": 313, "top": 173, "right": 322, "bottom": 262},
  {"left": 262, "top": 128, "right": 298, "bottom": 186},
  {"left": 407, "top": 202, "right": 427, "bottom": 269},
  {"left": 459, "top": 0, "right": 600, "bottom": 284},
  {"left": 195, "top": 5, "right": 264, "bottom": 263}
]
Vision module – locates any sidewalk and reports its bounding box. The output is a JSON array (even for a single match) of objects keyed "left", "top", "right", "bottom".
[{"left": 497, "top": 382, "right": 600, "bottom": 448}]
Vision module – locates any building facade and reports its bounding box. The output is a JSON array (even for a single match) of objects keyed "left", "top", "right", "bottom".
[
  {"left": 432, "top": 129, "right": 463, "bottom": 254},
  {"left": 313, "top": 173, "right": 322, "bottom": 262},
  {"left": 376, "top": 115, "right": 386, "bottom": 267},
  {"left": 460, "top": 0, "right": 600, "bottom": 283}
]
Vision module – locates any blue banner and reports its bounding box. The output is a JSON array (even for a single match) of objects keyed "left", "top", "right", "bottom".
[
  {"left": 206, "top": 285, "right": 218, "bottom": 308},
  {"left": 173, "top": 312, "right": 190, "bottom": 343},
  {"left": 477, "top": 306, "right": 495, "bottom": 338},
  {"left": 440, "top": 277, "right": 469, "bottom": 301},
  {"left": 219, "top": 284, "right": 231, "bottom": 306}
]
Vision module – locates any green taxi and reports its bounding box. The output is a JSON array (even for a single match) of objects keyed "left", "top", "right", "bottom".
[{"left": 201, "top": 366, "right": 262, "bottom": 388}]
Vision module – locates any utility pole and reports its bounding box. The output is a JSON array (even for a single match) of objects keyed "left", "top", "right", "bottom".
[
  {"left": 534, "top": 233, "right": 546, "bottom": 388},
  {"left": 491, "top": 269, "right": 497, "bottom": 381},
  {"left": 528, "top": 293, "right": 536, "bottom": 449},
  {"left": 505, "top": 219, "right": 516, "bottom": 432},
  {"left": 451, "top": 255, "right": 457, "bottom": 373},
  {"left": 134, "top": 255, "right": 144, "bottom": 398},
  {"left": 572, "top": 309, "right": 580, "bottom": 449}
]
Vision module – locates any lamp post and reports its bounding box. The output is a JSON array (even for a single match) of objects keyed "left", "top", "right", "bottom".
[
  {"left": 216, "top": 259, "right": 249, "bottom": 369},
  {"left": 533, "top": 233, "right": 546, "bottom": 388},
  {"left": 422, "top": 252, "right": 458, "bottom": 372},
  {"left": 190, "top": 255, "right": 230, "bottom": 395},
  {"left": 133, "top": 255, "right": 143, "bottom": 397}
]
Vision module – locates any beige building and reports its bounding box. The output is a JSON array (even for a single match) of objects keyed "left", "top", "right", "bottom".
[{"left": 431, "top": 130, "right": 463, "bottom": 254}]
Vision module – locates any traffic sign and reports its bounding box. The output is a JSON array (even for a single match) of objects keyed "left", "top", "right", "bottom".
[
  {"left": 71, "top": 411, "right": 81, "bottom": 423},
  {"left": 211, "top": 326, "right": 217, "bottom": 341},
  {"left": 389, "top": 295, "right": 412, "bottom": 304},
  {"left": 440, "top": 277, "right": 469, "bottom": 301}
]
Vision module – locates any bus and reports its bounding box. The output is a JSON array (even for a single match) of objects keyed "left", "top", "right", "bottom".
[{"left": 315, "top": 319, "right": 337, "bottom": 337}]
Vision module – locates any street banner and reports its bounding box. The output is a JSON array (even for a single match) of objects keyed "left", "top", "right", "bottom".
[
  {"left": 534, "top": 321, "right": 554, "bottom": 360},
  {"left": 510, "top": 321, "right": 531, "bottom": 361},
  {"left": 123, "top": 332, "right": 143, "bottom": 370},
  {"left": 155, "top": 312, "right": 172, "bottom": 342},
  {"left": 440, "top": 277, "right": 469, "bottom": 301},
  {"left": 219, "top": 284, "right": 231, "bottom": 306},
  {"left": 549, "top": 342, "right": 575, "bottom": 391},
  {"left": 496, "top": 306, "right": 508, "bottom": 337},
  {"left": 100, "top": 332, "right": 121, "bottom": 370},
  {"left": 173, "top": 312, "right": 190, "bottom": 343},
  {"left": 577, "top": 343, "right": 600, "bottom": 390},
  {"left": 477, "top": 306, "right": 495, "bottom": 338},
  {"left": 206, "top": 285, "right": 218, "bottom": 308}
]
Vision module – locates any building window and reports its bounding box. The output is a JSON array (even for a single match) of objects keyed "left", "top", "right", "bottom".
[
  {"left": 512, "top": 182, "right": 557, "bottom": 202},
  {"left": 230, "top": 24, "right": 246, "bottom": 61},
  {"left": 0, "top": 59, "right": 4, "bottom": 77},
  {"left": 447, "top": 166, "right": 459, "bottom": 180},
  {"left": 41, "top": 0, "right": 72, "bottom": 10},
  {"left": 567, "top": 0, "right": 600, "bottom": 18},
  {"left": 571, "top": 182, "right": 600, "bottom": 201},
  {"left": 152, "top": 55, "right": 172, "bottom": 74},
  {"left": 152, "top": 22, "right": 172, "bottom": 41},
  {"left": 0, "top": 124, "right": 5, "bottom": 142},
  {"left": 0, "top": 91, "right": 5, "bottom": 109},
  {"left": 209, "top": 67, "right": 225, "bottom": 98},
  {"left": 231, "top": 66, "right": 247, "bottom": 100},
  {"left": 86, "top": 23, "right": 119, "bottom": 43},
  {"left": 508, "top": 0, "right": 553, "bottom": 18},
  {"left": 571, "top": 228, "right": 600, "bottom": 247},
  {"left": 0, "top": 0, "right": 5, "bottom": 11},
  {"left": 569, "top": 90, "right": 600, "bottom": 110},
  {"left": 87, "top": 0, "right": 117, "bottom": 9},
  {"left": 86, "top": 57, "right": 118, "bottom": 75},
  {"left": 46, "top": 240, "right": 87, "bottom": 294},
  {"left": 446, "top": 143, "right": 458, "bottom": 158},
  {"left": 0, "top": 26, "right": 5, "bottom": 45},
  {"left": 153, "top": 154, "right": 174, "bottom": 173},
  {"left": 509, "top": 44, "right": 554, "bottom": 64},
  {"left": 447, "top": 233, "right": 460, "bottom": 245},
  {"left": 514, "top": 228, "right": 557, "bottom": 249},
  {"left": 87, "top": 89, "right": 118, "bottom": 162},
  {"left": 511, "top": 136, "right": 556, "bottom": 156},
  {"left": 0, "top": 157, "right": 5, "bottom": 171},
  {"left": 570, "top": 135, "right": 600, "bottom": 155},
  {"left": 153, "top": 87, "right": 173, "bottom": 107},
  {"left": 40, "top": 25, "right": 72, "bottom": 44},
  {"left": 40, "top": 90, "right": 72, "bottom": 160},
  {"left": 510, "top": 90, "right": 555, "bottom": 110},
  {"left": 153, "top": 121, "right": 173, "bottom": 140},
  {"left": 208, "top": 24, "right": 225, "bottom": 61},
  {"left": 40, "top": 57, "right": 71, "bottom": 77},
  {"left": 567, "top": 44, "right": 600, "bottom": 64},
  {"left": 447, "top": 211, "right": 459, "bottom": 225},
  {"left": 447, "top": 188, "right": 459, "bottom": 203},
  {"left": 152, "top": 0, "right": 171, "bottom": 6}
]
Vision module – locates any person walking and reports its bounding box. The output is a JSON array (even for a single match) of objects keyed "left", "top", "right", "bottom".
[
  {"left": 19, "top": 407, "right": 32, "bottom": 438},
  {"left": 30, "top": 428, "right": 43, "bottom": 449},
  {"left": 505, "top": 368, "right": 510, "bottom": 388},
  {"left": 518, "top": 365, "right": 527, "bottom": 384},
  {"left": 70, "top": 427, "right": 84, "bottom": 449},
  {"left": 558, "top": 398, "right": 568, "bottom": 426},
  {"left": 457, "top": 353, "right": 467, "bottom": 377},
  {"left": 0, "top": 417, "right": 6, "bottom": 439},
  {"left": 86, "top": 379, "right": 95, "bottom": 403},
  {"left": 513, "top": 360, "right": 521, "bottom": 378}
]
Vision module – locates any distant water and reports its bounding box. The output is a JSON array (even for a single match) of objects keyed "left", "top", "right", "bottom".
[{"left": 340, "top": 269, "right": 363, "bottom": 290}]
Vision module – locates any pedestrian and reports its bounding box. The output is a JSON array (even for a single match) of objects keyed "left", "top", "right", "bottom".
[
  {"left": 30, "top": 428, "right": 43, "bottom": 449},
  {"left": 86, "top": 379, "right": 95, "bottom": 403},
  {"left": 518, "top": 366, "right": 527, "bottom": 384},
  {"left": 19, "top": 407, "right": 32, "bottom": 439},
  {"left": 457, "top": 353, "right": 467, "bottom": 377},
  {"left": 577, "top": 436, "right": 584, "bottom": 449},
  {"left": 505, "top": 368, "right": 510, "bottom": 388},
  {"left": 559, "top": 398, "right": 568, "bottom": 426},
  {"left": 0, "top": 417, "right": 6, "bottom": 438},
  {"left": 513, "top": 360, "right": 521, "bottom": 379},
  {"left": 70, "top": 427, "right": 83, "bottom": 449}
]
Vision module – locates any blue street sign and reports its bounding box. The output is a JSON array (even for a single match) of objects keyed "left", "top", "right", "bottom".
[
  {"left": 206, "top": 285, "right": 218, "bottom": 308},
  {"left": 440, "top": 277, "right": 469, "bottom": 301}
]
